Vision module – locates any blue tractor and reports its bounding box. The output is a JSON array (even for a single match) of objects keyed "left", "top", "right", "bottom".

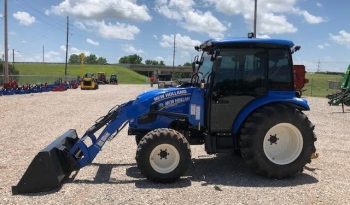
[{"left": 13, "top": 38, "right": 317, "bottom": 194}]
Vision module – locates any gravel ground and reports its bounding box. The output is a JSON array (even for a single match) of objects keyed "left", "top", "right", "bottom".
[{"left": 0, "top": 85, "right": 349, "bottom": 205}]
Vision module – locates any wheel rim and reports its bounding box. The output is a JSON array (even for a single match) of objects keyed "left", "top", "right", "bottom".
[
  {"left": 263, "top": 123, "right": 303, "bottom": 165},
  {"left": 149, "top": 144, "right": 180, "bottom": 174}
]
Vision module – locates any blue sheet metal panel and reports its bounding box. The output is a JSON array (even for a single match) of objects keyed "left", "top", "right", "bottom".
[
  {"left": 231, "top": 91, "right": 309, "bottom": 135},
  {"left": 187, "top": 88, "right": 205, "bottom": 126},
  {"left": 129, "top": 87, "right": 205, "bottom": 130}
]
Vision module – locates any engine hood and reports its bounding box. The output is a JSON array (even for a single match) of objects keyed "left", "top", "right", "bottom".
[{"left": 134, "top": 87, "right": 191, "bottom": 105}]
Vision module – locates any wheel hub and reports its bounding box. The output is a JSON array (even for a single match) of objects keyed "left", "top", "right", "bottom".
[
  {"left": 263, "top": 123, "right": 303, "bottom": 165},
  {"left": 268, "top": 134, "right": 279, "bottom": 145},
  {"left": 158, "top": 149, "right": 169, "bottom": 159},
  {"left": 149, "top": 144, "right": 180, "bottom": 174}
]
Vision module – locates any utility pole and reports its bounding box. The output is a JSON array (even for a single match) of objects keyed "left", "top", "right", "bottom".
[
  {"left": 172, "top": 34, "right": 176, "bottom": 68},
  {"left": 64, "top": 16, "right": 69, "bottom": 77},
  {"left": 317, "top": 60, "right": 320, "bottom": 72},
  {"left": 12, "top": 49, "right": 14, "bottom": 68},
  {"left": 3, "top": 0, "right": 9, "bottom": 83},
  {"left": 43, "top": 45, "right": 45, "bottom": 64},
  {"left": 253, "top": 0, "right": 257, "bottom": 38}
]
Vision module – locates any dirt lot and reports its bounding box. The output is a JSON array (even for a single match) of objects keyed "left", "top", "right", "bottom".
[{"left": 0, "top": 85, "right": 349, "bottom": 204}]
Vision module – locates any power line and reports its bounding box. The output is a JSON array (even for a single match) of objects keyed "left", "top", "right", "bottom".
[
  {"left": 172, "top": 34, "right": 176, "bottom": 68},
  {"left": 3, "top": 0, "right": 9, "bottom": 84}
]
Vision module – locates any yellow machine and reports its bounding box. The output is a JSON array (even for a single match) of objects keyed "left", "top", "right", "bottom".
[{"left": 80, "top": 73, "right": 98, "bottom": 90}]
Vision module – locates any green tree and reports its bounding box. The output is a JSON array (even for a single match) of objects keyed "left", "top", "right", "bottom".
[
  {"left": 145, "top": 59, "right": 165, "bottom": 66},
  {"left": 0, "top": 63, "right": 19, "bottom": 84},
  {"left": 183, "top": 62, "right": 191, "bottom": 66},
  {"left": 145, "top": 60, "right": 159, "bottom": 65},
  {"left": 69, "top": 54, "right": 80, "bottom": 64},
  {"left": 118, "top": 54, "right": 143, "bottom": 64},
  {"left": 85, "top": 54, "right": 98, "bottom": 64},
  {"left": 97, "top": 57, "right": 107, "bottom": 64}
]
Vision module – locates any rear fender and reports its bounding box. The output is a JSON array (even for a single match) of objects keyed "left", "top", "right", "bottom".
[{"left": 232, "top": 91, "right": 309, "bottom": 135}]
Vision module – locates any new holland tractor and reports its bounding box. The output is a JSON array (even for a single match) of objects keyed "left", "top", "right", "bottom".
[{"left": 13, "top": 38, "right": 317, "bottom": 194}]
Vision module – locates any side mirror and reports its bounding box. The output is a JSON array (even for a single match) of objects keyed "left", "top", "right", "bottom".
[
  {"left": 291, "top": 45, "right": 301, "bottom": 54},
  {"left": 213, "top": 56, "right": 222, "bottom": 73}
]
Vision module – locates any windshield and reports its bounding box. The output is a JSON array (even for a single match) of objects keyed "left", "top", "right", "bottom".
[{"left": 198, "top": 52, "right": 213, "bottom": 80}]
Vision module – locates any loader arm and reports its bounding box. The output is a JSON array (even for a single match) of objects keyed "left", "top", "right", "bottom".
[
  {"left": 70, "top": 100, "right": 150, "bottom": 168},
  {"left": 13, "top": 87, "right": 199, "bottom": 194},
  {"left": 12, "top": 100, "right": 151, "bottom": 194}
]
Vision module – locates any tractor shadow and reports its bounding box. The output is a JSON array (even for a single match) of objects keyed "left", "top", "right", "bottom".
[{"left": 70, "top": 154, "right": 318, "bottom": 189}]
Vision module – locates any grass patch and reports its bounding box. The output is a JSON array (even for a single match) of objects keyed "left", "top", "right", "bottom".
[
  {"left": 13, "top": 63, "right": 148, "bottom": 84},
  {"left": 303, "top": 73, "right": 343, "bottom": 97}
]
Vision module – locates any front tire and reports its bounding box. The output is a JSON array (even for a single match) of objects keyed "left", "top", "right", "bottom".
[
  {"left": 136, "top": 128, "right": 191, "bottom": 182},
  {"left": 135, "top": 134, "right": 143, "bottom": 145},
  {"left": 239, "top": 104, "right": 316, "bottom": 178}
]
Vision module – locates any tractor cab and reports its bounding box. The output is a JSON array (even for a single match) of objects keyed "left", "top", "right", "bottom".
[{"left": 189, "top": 38, "right": 309, "bottom": 151}]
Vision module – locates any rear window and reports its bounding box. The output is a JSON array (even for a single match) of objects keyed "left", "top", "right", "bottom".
[{"left": 268, "top": 49, "right": 293, "bottom": 90}]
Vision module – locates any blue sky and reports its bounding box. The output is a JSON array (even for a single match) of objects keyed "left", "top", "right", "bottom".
[{"left": 1, "top": 0, "right": 350, "bottom": 72}]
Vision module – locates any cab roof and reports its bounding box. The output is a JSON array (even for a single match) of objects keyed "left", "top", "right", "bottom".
[{"left": 199, "top": 38, "right": 294, "bottom": 50}]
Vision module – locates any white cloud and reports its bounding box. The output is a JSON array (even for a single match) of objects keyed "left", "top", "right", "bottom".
[
  {"left": 317, "top": 43, "right": 330, "bottom": 49},
  {"left": 13, "top": 11, "right": 36, "bottom": 26},
  {"left": 205, "top": 0, "right": 324, "bottom": 35},
  {"left": 60, "top": 45, "right": 91, "bottom": 55},
  {"left": 82, "top": 20, "right": 139, "bottom": 40},
  {"left": 46, "top": 51, "right": 62, "bottom": 61},
  {"left": 46, "top": 0, "right": 151, "bottom": 21},
  {"left": 160, "top": 34, "right": 201, "bottom": 51},
  {"left": 86, "top": 38, "right": 99, "bottom": 46},
  {"left": 6, "top": 49, "right": 63, "bottom": 62},
  {"left": 294, "top": 9, "right": 325, "bottom": 24},
  {"left": 257, "top": 34, "right": 271, "bottom": 39},
  {"left": 122, "top": 45, "right": 144, "bottom": 54},
  {"left": 155, "top": 0, "right": 226, "bottom": 38},
  {"left": 155, "top": 0, "right": 194, "bottom": 20},
  {"left": 330, "top": 30, "right": 350, "bottom": 47},
  {"left": 316, "top": 2, "right": 322, "bottom": 7},
  {"left": 155, "top": 56, "right": 165, "bottom": 61},
  {"left": 182, "top": 10, "right": 227, "bottom": 38},
  {"left": 74, "top": 21, "right": 87, "bottom": 30}
]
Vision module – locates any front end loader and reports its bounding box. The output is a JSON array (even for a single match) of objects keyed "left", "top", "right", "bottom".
[
  {"left": 81, "top": 73, "right": 98, "bottom": 90},
  {"left": 13, "top": 37, "right": 317, "bottom": 194}
]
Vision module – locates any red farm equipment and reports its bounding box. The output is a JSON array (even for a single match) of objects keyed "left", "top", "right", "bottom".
[{"left": 293, "top": 65, "right": 309, "bottom": 97}]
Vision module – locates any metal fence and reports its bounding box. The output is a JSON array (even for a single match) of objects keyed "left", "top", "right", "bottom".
[{"left": 303, "top": 74, "right": 343, "bottom": 97}]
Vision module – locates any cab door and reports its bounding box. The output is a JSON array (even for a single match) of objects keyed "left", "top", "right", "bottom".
[{"left": 209, "top": 48, "right": 267, "bottom": 132}]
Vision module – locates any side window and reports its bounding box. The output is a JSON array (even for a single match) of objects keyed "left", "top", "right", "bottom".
[
  {"left": 213, "top": 49, "right": 267, "bottom": 96},
  {"left": 268, "top": 49, "right": 293, "bottom": 90}
]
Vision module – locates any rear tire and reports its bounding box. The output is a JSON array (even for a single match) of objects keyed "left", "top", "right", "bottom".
[
  {"left": 136, "top": 128, "right": 191, "bottom": 182},
  {"left": 239, "top": 104, "right": 316, "bottom": 178}
]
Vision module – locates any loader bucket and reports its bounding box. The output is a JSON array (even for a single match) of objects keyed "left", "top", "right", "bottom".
[{"left": 12, "top": 129, "right": 80, "bottom": 195}]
